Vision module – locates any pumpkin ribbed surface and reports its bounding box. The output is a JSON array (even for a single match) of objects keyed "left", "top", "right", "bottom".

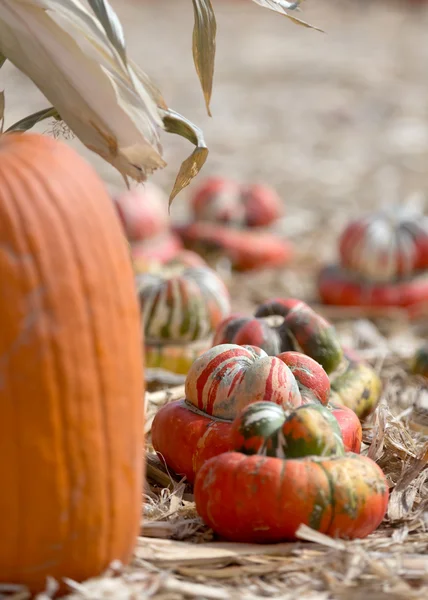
[{"left": 0, "top": 134, "right": 144, "bottom": 592}]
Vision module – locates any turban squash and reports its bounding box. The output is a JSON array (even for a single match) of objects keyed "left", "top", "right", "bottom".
[
  {"left": 137, "top": 264, "right": 231, "bottom": 374},
  {"left": 151, "top": 345, "right": 362, "bottom": 483},
  {"left": 191, "top": 177, "right": 282, "bottom": 228},
  {"left": 0, "top": 134, "right": 144, "bottom": 592},
  {"left": 213, "top": 297, "right": 344, "bottom": 374},
  {"left": 318, "top": 207, "right": 428, "bottom": 311}
]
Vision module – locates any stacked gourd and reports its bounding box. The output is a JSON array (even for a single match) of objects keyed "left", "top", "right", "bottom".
[
  {"left": 174, "top": 177, "right": 293, "bottom": 271},
  {"left": 152, "top": 298, "right": 387, "bottom": 542},
  {"left": 318, "top": 206, "right": 428, "bottom": 312},
  {"left": 0, "top": 134, "right": 143, "bottom": 592}
]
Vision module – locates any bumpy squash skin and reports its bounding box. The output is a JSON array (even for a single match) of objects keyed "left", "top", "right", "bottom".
[
  {"left": 281, "top": 405, "right": 345, "bottom": 459},
  {"left": 194, "top": 453, "right": 388, "bottom": 543},
  {"left": 0, "top": 134, "right": 144, "bottom": 592}
]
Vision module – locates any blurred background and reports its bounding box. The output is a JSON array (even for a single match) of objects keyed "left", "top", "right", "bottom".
[{"left": 2, "top": 0, "right": 428, "bottom": 269}]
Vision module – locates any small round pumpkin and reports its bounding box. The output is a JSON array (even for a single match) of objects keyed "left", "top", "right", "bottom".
[
  {"left": 191, "top": 177, "right": 283, "bottom": 228},
  {"left": 339, "top": 208, "right": 428, "bottom": 282},
  {"left": 329, "top": 350, "right": 382, "bottom": 419},
  {"left": 194, "top": 452, "right": 388, "bottom": 543},
  {"left": 184, "top": 344, "right": 302, "bottom": 419},
  {"left": 0, "top": 133, "right": 144, "bottom": 592},
  {"left": 137, "top": 265, "right": 231, "bottom": 374}
]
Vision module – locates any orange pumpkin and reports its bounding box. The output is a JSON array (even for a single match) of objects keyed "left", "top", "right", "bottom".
[{"left": 0, "top": 134, "right": 144, "bottom": 592}]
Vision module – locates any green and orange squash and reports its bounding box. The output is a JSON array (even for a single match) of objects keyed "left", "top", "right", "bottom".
[
  {"left": 213, "top": 298, "right": 343, "bottom": 374},
  {"left": 0, "top": 134, "right": 144, "bottom": 592},
  {"left": 231, "top": 402, "right": 345, "bottom": 459},
  {"left": 194, "top": 451, "right": 388, "bottom": 542}
]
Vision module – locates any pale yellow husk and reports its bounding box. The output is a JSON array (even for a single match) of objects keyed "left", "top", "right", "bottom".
[{"left": 0, "top": 0, "right": 166, "bottom": 181}]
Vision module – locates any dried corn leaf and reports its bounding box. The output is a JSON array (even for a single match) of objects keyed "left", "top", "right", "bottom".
[
  {"left": 251, "top": 0, "right": 324, "bottom": 32},
  {"left": 6, "top": 106, "right": 59, "bottom": 132},
  {"left": 87, "top": 0, "right": 127, "bottom": 65},
  {"left": 0, "top": 0, "right": 165, "bottom": 181},
  {"left": 162, "top": 109, "right": 208, "bottom": 206},
  {"left": 192, "top": 0, "right": 216, "bottom": 117}
]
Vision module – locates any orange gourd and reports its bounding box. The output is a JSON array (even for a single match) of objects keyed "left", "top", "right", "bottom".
[
  {"left": 0, "top": 134, "right": 144, "bottom": 592},
  {"left": 195, "top": 452, "right": 388, "bottom": 543}
]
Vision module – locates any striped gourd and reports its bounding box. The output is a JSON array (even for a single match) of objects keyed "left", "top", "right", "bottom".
[
  {"left": 339, "top": 207, "right": 428, "bottom": 282},
  {"left": 137, "top": 266, "right": 231, "bottom": 344},
  {"left": 185, "top": 344, "right": 302, "bottom": 420}
]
